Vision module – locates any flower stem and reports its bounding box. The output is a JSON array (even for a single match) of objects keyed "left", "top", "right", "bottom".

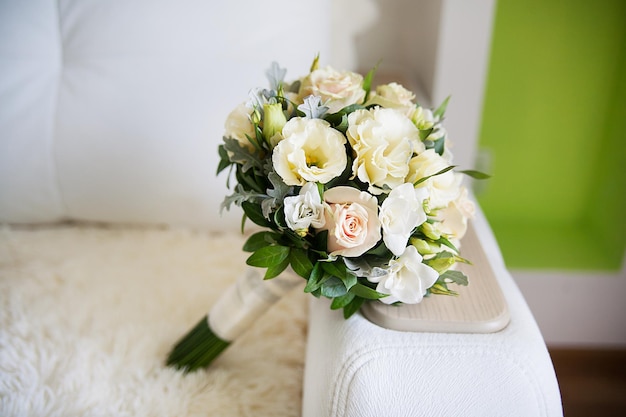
[{"left": 166, "top": 315, "right": 230, "bottom": 372}]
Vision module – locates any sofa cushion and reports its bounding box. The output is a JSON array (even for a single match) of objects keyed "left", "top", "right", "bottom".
[{"left": 0, "top": 0, "right": 330, "bottom": 231}]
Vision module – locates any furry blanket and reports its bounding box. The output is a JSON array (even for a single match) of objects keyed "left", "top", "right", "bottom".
[{"left": 0, "top": 224, "right": 308, "bottom": 417}]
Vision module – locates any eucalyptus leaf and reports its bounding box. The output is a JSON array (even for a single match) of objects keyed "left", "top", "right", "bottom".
[{"left": 440, "top": 270, "right": 469, "bottom": 286}]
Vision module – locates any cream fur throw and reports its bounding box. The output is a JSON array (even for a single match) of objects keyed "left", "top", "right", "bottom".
[{"left": 0, "top": 225, "right": 307, "bottom": 416}]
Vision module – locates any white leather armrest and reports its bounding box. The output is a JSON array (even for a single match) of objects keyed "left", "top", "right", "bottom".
[{"left": 302, "top": 205, "right": 563, "bottom": 417}]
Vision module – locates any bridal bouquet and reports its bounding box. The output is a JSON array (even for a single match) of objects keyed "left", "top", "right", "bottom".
[{"left": 166, "top": 56, "right": 487, "bottom": 372}]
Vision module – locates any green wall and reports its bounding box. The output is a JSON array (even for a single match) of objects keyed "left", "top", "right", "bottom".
[{"left": 478, "top": 0, "right": 626, "bottom": 270}]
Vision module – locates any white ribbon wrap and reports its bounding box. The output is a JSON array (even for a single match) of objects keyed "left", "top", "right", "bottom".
[{"left": 208, "top": 267, "right": 302, "bottom": 341}]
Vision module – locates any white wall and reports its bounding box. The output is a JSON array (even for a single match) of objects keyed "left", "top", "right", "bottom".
[{"left": 331, "top": 0, "right": 626, "bottom": 348}]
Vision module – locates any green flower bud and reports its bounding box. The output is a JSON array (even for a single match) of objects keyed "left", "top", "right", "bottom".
[
  {"left": 420, "top": 222, "right": 441, "bottom": 240},
  {"left": 410, "top": 238, "right": 441, "bottom": 255},
  {"left": 262, "top": 102, "right": 287, "bottom": 146}
]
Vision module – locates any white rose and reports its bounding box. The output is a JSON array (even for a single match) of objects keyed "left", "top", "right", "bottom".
[
  {"left": 299, "top": 66, "right": 366, "bottom": 113},
  {"left": 379, "top": 183, "right": 429, "bottom": 256},
  {"left": 283, "top": 182, "right": 326, "bottom": 234},
  {"left": 435, "top": 187, "right": 475, "bottom": 241},
  {"left": 406, "top": 149, "right": 462, "bottom": 209},
  {"left": 322, "top": 186, "right": 382, "bottom": 258},
  {"left": 272, "top": 118, "right": 347, "bottom": 186},
  {"left": 224, "top": 102, "right": 256, "bottom": 151},
  {"left": 367, "top": 245, "right": 439, "bottom": 304},
  {"left": 366, "top": 82, "right": 416, "bottom": 117},
  {"left": 347, "top": 107, "right": 424, "bottom": 194}
]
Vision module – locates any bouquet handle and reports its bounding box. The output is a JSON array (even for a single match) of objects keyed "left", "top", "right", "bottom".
[{"left": 166, "top": 267, "right": 302, "bottom": 372}]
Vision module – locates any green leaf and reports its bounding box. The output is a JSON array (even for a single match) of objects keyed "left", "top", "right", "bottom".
[
  {"left": 321, "top": 261, "right": 348, "bottom": 280},
  {"left": 289, "top": 248, "right": 314, "bottom": 278},
  {"left": 341, "top": 272, "right": 358, "bottom": 291},
  {"left": 343, "top": 296, "right": 365, "bottom": 319},
  {"left": 428, "top": 282, "right": 458, "bottom": 296},
  {"left": 312, "top": 230, "right": 328, "bottom": 253},
  {"left": 242, "top": 231, "right": 280, "bottom": 252},
  {"left": 242, "top": 201, "right": 272, "bottom": 228},
  {"left": 433, "top": 95, "right": 451, "bottom": 119},
  {"left": 459, "top": 169, "right": 491, "bottom": 180},
  {"left": 304, "top": 262, "right": 325, "bottom": 293},
  {"left": 330, "top": 292, "right": 355, "bottom": 310},
  {"left": 264, "top": 256, "right": 290, "bottom": 280},
  {"left": 432, "top": 135, "right": 446, "bottom": 156},
  {"left": 413, "top": 165, "right": 456, "bottom": 186},
  {"left": 246, "top": 245, "right": 290, "bottom": 267},
  {"left": 216, "top": 144, "right": 232, "bottom": 175},
  {"left": 349, "top": 283, "right": 388, "bottom": 300},
  {"left": 440, "top": 270, "right": 469, "bottom": 286},
  {"left": 320, "top": 276, "right": 348, "bottom": 298},
  {"left": 362, "top": 61, "right": 380, "bottom": 102}
]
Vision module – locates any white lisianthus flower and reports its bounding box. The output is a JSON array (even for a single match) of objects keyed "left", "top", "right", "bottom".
[
  {"left": 322, "top": 186, "right": 382, "bottom": 258},
  {"left": 368, "top": 245, "right": 439, "bottom": 304},
  {"left": 224, "top": 102, "right": 256, "bottom": 151},
  {"left": 298, "top": 66, "right": 366, "bottom": 113},
  {"left": 406, "top": 149, "right": 462, "bottom": 210},
  {"left": 272, "top": 118, "right": 347, "bottom": 186},
  {"left": 365, "top": 82, "right": 416, "bottom": 117},
  {"left": 435, "top": 186, "right": 475, "bottom": 241},
  {"left": 283, "top": 182, "right": 326, "bottom": 235},
  {"left": 347, "top": 107, "right": 424, "bottom": 194},
  {"left": 379, "top": 183, "right": 429, "bottom": 256}
]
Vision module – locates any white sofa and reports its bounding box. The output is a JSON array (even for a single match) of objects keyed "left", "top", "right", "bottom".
[{"left": 0, "top": 1, "right": 562, "bottom": 416}]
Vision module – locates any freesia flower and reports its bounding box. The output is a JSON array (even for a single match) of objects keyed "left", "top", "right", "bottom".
[
  {"left": 283, "top": 182, "right": 326, "bottom": 235},
  {"left": 272, "top": 118, "right": 347, "bottom": 186},
  {"left": 367, "top": 245, "right": 439, "bottom": 304},
  {"left": 347, "top": 107, "right": 423, "bottom": 194},
  {"left": 379, "top": 183, "right": 429, "bottom": 256},
  {"left": 322, "top": 186, "right": 381, "bottom": 257}
]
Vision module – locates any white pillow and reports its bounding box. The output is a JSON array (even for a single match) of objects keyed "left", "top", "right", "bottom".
[{"left": 0, "top": 0, "right": 330, "bottom": 231}]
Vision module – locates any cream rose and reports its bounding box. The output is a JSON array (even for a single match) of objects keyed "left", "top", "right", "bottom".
[
  {"left": 365, "top": 82, "right": 416, "bottom": 117},
  {"left": 347, "top": 107, "right": 424, "bottom": 194},
  {"left": 379, "top": 183, "right": 429, "bottom": 256},
  {"left": 272, "top": 118, "right": 347, "bottom": 186},
  {"left": 322, "top": 186, "right": 382, "bottom": 258},
  {"left": 406, "top": 149, "right": 462, "bottom": 210},
  {"left": 298, "top": 66, "right": 366, "bottom": 113},
  {"left": 367, "top": 245, "right": 439, "bottom": 304},
  {"left": 224, "top": 102, "right": 256, "bottom": 151}
]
